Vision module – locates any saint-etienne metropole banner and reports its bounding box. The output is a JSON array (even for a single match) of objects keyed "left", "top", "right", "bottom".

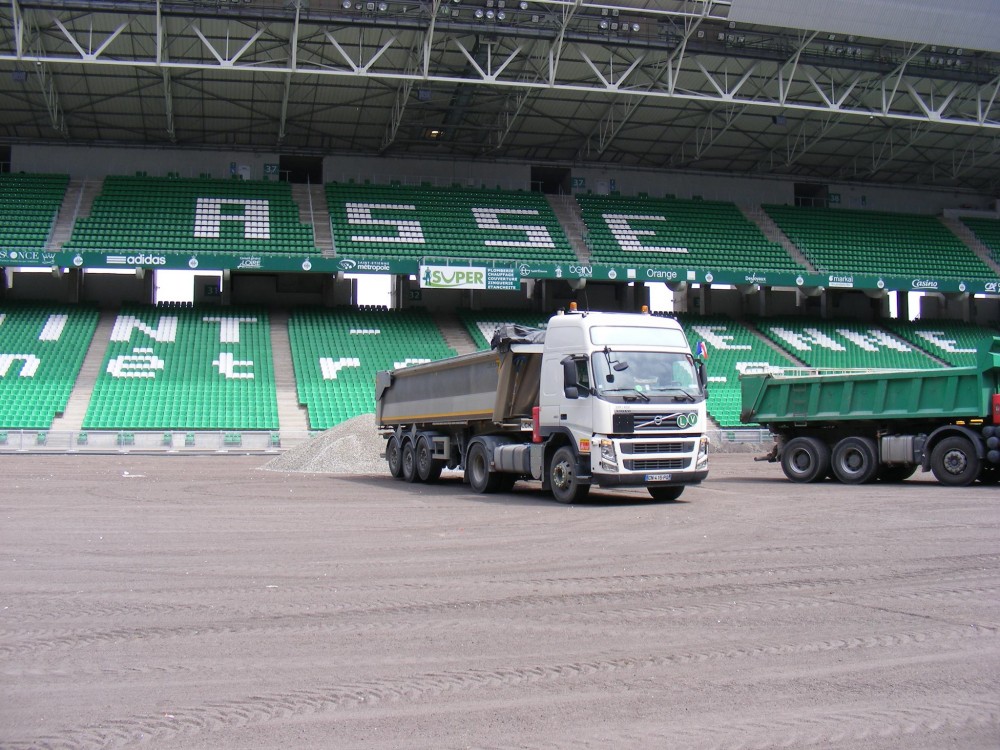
[{"left": 2, "top": 249, "right": 996, "bottom": 296}]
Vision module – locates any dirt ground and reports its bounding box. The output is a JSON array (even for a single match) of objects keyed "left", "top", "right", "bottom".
[{"left": 1, "top": 454, "right": 998, "bottom": 750}]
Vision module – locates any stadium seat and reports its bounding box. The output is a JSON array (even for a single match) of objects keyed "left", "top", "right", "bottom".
[
  {"left": 0, "top": 303, "right": 99, "bottom": 429},
  {"left": 578, "top": 195, "right": 803, "bottom": 272},
  {"left": 64, "top": 176, "right": 317, "bottom": 256},
  {"left": 0, "top": 173, "right": 69, "bottom": 253},
  {"left": 288, "top": 307, "right": 455, "bottom": 429},
  {"left": 82, "top": 305, "right": 278, "bottom": 430},
  {"left": 764, "top": 205, "right": 995, "bottom": 278},
  {"left": 326, "top": 182, "right": 576, "bottom": 263}
]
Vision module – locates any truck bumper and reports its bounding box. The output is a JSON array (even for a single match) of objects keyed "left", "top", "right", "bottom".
[{"left": 594, "top": 468, "right": 709, "bottom": 489}]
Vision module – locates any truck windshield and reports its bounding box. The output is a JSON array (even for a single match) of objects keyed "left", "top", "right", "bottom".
[{"left": 592, "top": 350, "right": 702, "bottom": 402}]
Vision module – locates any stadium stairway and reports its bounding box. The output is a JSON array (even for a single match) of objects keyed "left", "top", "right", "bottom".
[
  {"left": 269, "top": 310, "right": 311, "bottom": 431},
  {"left": 50, "top": 309, "right": 115, "bottom": 431},
  {"left": 292, "top": 183, "right": 334, "bottom": 255},
  {"left": 546, "top": 194, "right": 590, "bottom": 261},
  {"left": 432, "top": 312, "right": 479, "bottom": 356},
  {"left": 739, "top": 205, "right": 816, "bottom": 272},
  {"left": 47, "top": 178, "right": 102, "bottom": 251},
  {"left": 940, "top": 216, "right": 1000, "bottom": 276}
]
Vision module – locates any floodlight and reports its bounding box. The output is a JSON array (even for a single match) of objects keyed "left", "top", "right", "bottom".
[
  {"left": 519, "top": 1, "right": 528, "bottom": 8},
  {"left": 474, "top": 8, "right": 483, "bottom": 18},
  {"left": 599, "top": 20, "right": 608, "bottom": 30},
  {"left": 378, "top": 1, "right": 387, "bottom": 9},
  {"left": 486, "top": 9, "right": 495, "bottom": 19},
  {"left": 631, "top": 23, "right": 639, "bottom": 32},
  {"left": 342, "top": 0, "right": 351, "bottom": 7},
  {"left": 497, "top": 10, "right": 506, "bottom": 20}
]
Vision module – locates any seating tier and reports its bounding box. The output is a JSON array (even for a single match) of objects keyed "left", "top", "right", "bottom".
[
  {"left": 672, "top": 315, "right": 799, "bottom": 427},
  {"left": 65, "top": 176, "right": 316, "bottom": 255},
  {"left": 289, "top": 307, "right": 456, "bottom": 430},
  {"left": 755, "top": 318, "right": 940, "bottom": 370},
  {"left": 0, "top": 304, "right": 99, "bottom": 429},
  {"left": 961, "top": 217, "right": 1000, "bottom": 266},
  {"left": 883, "top": 319, "right": 999, "bottom": 367},
  {"left": 578, "top": 195, "right": 801, "bottom": 272},
  {"left": 83, "top": 306, "right": 278, "bottom": 430},
  {"left": 326, "top": 183, "right": 576, "bottom": 262},
  {"left": 764, "top": 205, "right": 994, "bottom": 278},
  {"left": 0, "top": 173, "right": 69, "bottom": 252}
]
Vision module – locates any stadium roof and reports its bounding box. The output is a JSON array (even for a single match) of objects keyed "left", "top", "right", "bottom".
[{"left": 1, "top": 0, "right": 998, "bottom": 193}]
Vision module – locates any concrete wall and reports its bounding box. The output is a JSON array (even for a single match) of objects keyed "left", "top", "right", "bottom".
[
  {"left": 11, "top": 143, "right": 992, "bottom": 214},
  {"left": 13, "top": 144, "right": 279, "bottom": 182}
]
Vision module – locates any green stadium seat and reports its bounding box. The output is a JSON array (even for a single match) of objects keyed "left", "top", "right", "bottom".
[
  {"left": 64, "top": 176, "right": 317, "bottom": 256},
  {"left": 764, "top": 205, "right": 995, "bottom": 278},
  {"left": 288, "top": 307, "right": 456, "bottom": 430},
  {"left": 326, "top": 182, "right": 577, "bottom": 263},
  {"left": 0, "top": 303, "right": 100, "bottom": 429},
  {"left": 577, "top": 194, "right": 802, "bottom": 272},
  {"left": 82, "top": 305, "right": 279, "bottom": 430}
]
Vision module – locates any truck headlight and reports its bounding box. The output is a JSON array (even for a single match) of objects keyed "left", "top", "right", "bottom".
[
  {"left": 697, "top": 436, "right": 709, "bottom": 469},
  {"left": 600, "top": 439, "right": 617, "bottom": 470}
]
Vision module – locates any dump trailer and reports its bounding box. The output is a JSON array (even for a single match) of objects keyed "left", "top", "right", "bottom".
[
  {"left": 740, "top": 336, "right": 1000, "bottom": 486},
  {"left": 375, "top": 308, "right": 709, "bottom": 503}
]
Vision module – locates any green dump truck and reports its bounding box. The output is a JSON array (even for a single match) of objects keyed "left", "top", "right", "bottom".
[{"left": 740, "top": 336, "right": 1000, "bottom": 486}]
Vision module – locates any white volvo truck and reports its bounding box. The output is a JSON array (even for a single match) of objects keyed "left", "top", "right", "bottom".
[{"left": 375, "top": 307, "right": 709, "bottom": 502}]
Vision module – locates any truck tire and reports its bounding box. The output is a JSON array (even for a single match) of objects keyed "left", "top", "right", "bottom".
[
  {"left": 648, "top": 486, "right": 684, "bottom": 502},
  {"left": 877, "top": 464, "right": 917, "bottom": 483},
  {"left": 416, "top": 436, "right": 442, "bottom": 483},
  {"left": 930, "top": 436, "right": 981, "bottom": 486},
  {"left": 780, "top": 437, "right": 830, "bottom": 483},
  {"left": 831, "top": 436, "right": 879, "bottom": 484},
  {"left": 549, "top": 446, "right": 590, "bottom": 504},
  {"left": 386, "top": 435, "right": 403, "bottom": 478},
  {"left": 402, "top": 441, "right": 420, "bottom": 483},
  {"left": 466, "top": 442, "right": 501, "bottom": 493}
]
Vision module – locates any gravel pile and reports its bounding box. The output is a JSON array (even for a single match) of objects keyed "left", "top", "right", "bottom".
[
  {"left": 263, "top": 413, "right": 770, "bottom": 474},
  {"left": 263, "top": 413, "right": 387, "bottom": 474}
]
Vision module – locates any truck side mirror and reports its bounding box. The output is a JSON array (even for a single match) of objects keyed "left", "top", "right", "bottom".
[
  {"left": 697, "top": 360, "right": 708, "bottom": 394},
  {"left": 562, "top": 356, "right": 580, "bottom": 399}
]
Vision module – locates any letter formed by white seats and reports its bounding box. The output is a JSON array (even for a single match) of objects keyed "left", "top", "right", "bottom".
[
  {"left": 213, "top": 352, "right": 255, "bottom": 380},
  {"left": 39, "top": 314, "right": 68, "bottom": 341},
  {"left": 320, "top": 357, "right": 361, "bottom": 380},
  {"left": 111, "top": 314, "right": 178, "bottom": 343},
  {"left": 202, "top": 316, "right": 258, "bottom": 344},
  {"left": 837, "top": 328, "right": 911, "bottom": 353},
  {"left": 770, "top": 327, "right": 846, "bottom": 352},
  {"left": 0, "top": 354, "right": 41, "bottom": 378},
  {"left": 690, "top": 325, "right": 752, "bottom": 351},
  {"left": 472, "top": 208, "right": 555, "bottom": 248},
  {"left": 915, "top": 330, "right": 976, "bottom": 354},
  {"left": 346, "top": 203, "right": 425, "bottom": 244},
  {"left": 602, "top": 213, "right": 689, "bottom": 254},
  {"left": 195, "top": 198, "right": 271, "bottom": 239},
  {"left": 107, "top": 347, "right": 166, "bottom": 378}
]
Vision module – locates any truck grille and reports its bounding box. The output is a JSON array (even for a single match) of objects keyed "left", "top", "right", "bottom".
[
  {"left": 625, "top": 458, "right": 688, "bottom": 471},
  {"left": 623, "top": 441, "right": 689, "bottom": 454},
  {"left": 615, "top": 412, "right": 699, "bottom": 432}
]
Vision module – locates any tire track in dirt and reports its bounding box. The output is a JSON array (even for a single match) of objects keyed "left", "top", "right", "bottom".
[
  {"left": 4, "top": 565, "right": 998, "bottom": 659},
  {"left": 4, "top": 624, "right": 997, "bottom": 750}
]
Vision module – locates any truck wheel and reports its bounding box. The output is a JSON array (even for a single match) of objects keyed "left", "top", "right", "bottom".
[
  {"left": 402, "top": 441, "right": 420, "bottom": 483},
  {"left": 831, "top": 436, "right": 879, "bottom": 484},
  {"left": 549, "top": 446, "right": 590, "bottom": 504},
  {"left": 877, "top": 464, "right": 917, "bottom": 483},
  {"left": 780, "top": 437, "right": 830, "bottom": 483},
  {"left": 416, "top": 436, "right": 442, "bottom": 483},
  {"left": 930, "top": 436, "right": 981, "bottom": 486},
  {"left": 648, "top": 486, "right": 684, "bottom": 502},
  {"left": 386, "top": 436, "right": 403, "bottom": 478},
  {"left": 466, "top": 442, "right": 501, "bottom": 493}
]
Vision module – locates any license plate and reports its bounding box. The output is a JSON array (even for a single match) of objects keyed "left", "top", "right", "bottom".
[{"left": 645, "top": 473, "right": 673, "bottom": 482}]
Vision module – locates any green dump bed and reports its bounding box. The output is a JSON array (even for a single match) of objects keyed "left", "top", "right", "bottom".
[{"left": 741, "top": 336, "right": 1000, "bottom": 426}]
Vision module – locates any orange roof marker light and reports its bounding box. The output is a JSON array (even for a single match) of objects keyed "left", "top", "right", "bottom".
[
  {"left": 641, "top": 305, "right": 649, "bottom": 314},
  {"left": 568, "top": 301, "right": 578, "bottom": 312}
]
